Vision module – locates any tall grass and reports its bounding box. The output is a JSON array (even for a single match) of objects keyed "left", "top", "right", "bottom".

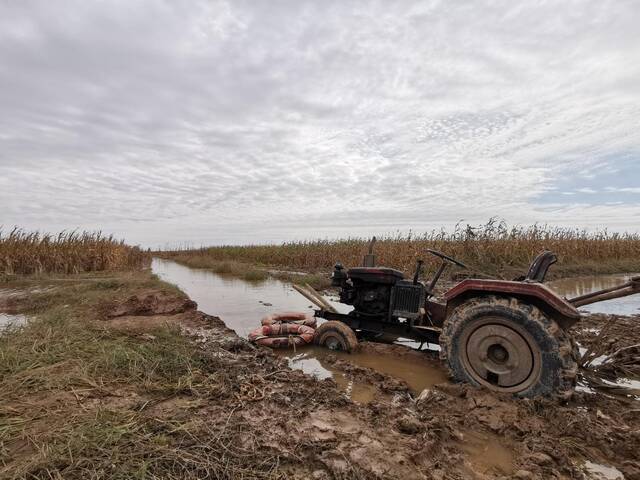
[
  {"left": 0, "top": 228, "right": 146, "bottom": 275},
  {"left": 161, "top": 220, "right": 640, "bottom": 279}
]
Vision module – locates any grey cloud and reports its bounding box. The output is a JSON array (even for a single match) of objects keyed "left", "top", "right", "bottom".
[{"left": 1, "top": 0, "right": 639, "bottom": 247}]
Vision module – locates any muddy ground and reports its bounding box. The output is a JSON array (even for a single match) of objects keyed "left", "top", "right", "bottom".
[{"left": 1, "top": 278, "right": 639, "bottom": 479}]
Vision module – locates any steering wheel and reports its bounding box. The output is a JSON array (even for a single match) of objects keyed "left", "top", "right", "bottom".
[{"left": 426, "top": 249, "right": 468, "bottom": 269}]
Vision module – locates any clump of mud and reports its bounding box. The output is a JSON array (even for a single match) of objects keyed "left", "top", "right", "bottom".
[{"left": 103, "top": 290, "right": 197, "bottom": 318}]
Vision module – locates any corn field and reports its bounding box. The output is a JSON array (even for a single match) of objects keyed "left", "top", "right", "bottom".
[
  {"left": 0, "top": 228, "right": 146, "bottom": 275},
  {"left": 162, "top": 221, "right": 640, "bottom": 279}
]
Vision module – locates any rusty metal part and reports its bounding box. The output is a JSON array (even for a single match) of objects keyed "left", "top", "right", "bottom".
[
  {"left": 568, "top": 276, "right": 640, "bottom": 307},
  {"left": 362, "top": 236, "right": 377, "bottom": 267},
  {"left": 425, "top": 300, "right": 447, "bottom": 326},
  {"left": 292, "top": 284, "right": 338, "bottom": 313},
  {"left": 444, "top": 279, "right": 581, "bottom": 327},
  {"left": 460, "top": 318, "right": 542, "bottom": 392},
  {"left": 425, "top": 249, "right": 468, "bottom": 295}
]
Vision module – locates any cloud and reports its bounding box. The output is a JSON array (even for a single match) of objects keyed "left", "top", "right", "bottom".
[
  {"left": 0, "top": 0, "right": 639, "bottom": 247},
  {"left": 605, "top": 187, "right": 640, "bottom": 194}
]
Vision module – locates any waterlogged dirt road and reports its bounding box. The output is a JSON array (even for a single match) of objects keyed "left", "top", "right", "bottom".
[
  {"left": 2, "top": 267, "right": 639, "bottom": 479},
  {"left": 102, "top": 289, "right": 640, "bottom": 479},
  {"left": 146, "top": 259, "right": 640, "bottom": 479}
]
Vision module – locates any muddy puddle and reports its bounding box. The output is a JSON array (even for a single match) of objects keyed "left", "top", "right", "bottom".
[
  {"left": 548, "top": 273, "right": 640, "bottom": 315},
  {"left": 274, "top": 345, "right": 448, "bottom": 402},
  {"left": 460, "top": 430, "right": 515, "bottom": 476},
  {"left": 0, "top": 313, "right": 27, "bottom": 329},
  {"left": 152, "top": 258, "right": 448, "bottom": 402}
]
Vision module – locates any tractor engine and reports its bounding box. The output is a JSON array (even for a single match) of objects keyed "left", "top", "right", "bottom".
[{"left": 331, "top": 263, "right": 424, "bottom": 320}]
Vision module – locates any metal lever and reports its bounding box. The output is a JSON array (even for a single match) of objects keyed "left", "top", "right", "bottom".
[
  {"left": 413, "top": 260, "right": 424, "bottom": 285},
  {"left": 427, "top": 261, "right": 448, "bottom": 295}
]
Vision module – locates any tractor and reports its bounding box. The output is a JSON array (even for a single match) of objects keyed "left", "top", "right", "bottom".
[{"left": 302, "top": 238, "right": 639, "bottom": 398}]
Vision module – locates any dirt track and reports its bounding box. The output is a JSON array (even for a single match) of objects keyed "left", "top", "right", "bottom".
[
  {"left": 102, "top": 291, "right": 640, "bottom": 480},
  {"left": 2, "top": 280, "right": 638, "bottom": 479}
]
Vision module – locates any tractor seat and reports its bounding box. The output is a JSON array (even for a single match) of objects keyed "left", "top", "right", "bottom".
[
  {"left": 517, "top": 250, "right": 557, "bottom": 283},
  {"left": 348, "top": 267, "right": 404, "bottom": 285}
]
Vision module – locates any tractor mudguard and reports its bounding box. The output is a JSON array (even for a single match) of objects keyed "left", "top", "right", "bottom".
[{"left": 444, "top": 279, "right": 581, "bottom": 330}]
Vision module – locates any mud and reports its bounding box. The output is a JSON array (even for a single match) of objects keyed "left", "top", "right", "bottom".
[
  {"left": 103, "top": 290, "right": 197, "bottom": 318},
  {"left": 96, "top": 291, "right": 640, "bottom": 479},
  {"left": 0, "top": 286, "right": 55, "bottom": 313},
  {"left": 5, "top": 269, "right": 640, "bottom": 478},
  {"left": 145, "top": 258, "right": 640, "bottom": 478},
  {"left": 275, "top": 343, "right": 448, "bottom": 400}
]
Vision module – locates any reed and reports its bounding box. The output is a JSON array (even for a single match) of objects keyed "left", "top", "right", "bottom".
[
  {"left": 160, "top": 220, "right": 640, "bottom": 279},
  {"left": 0, "top": 228, "right": 146, "bottom": 275}
]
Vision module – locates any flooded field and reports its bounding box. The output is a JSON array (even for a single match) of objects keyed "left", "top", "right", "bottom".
[
  {"left": 152, "top": 258, "right": 448, "bottom": 401},
  {"left": 547, "top": 273, "right": 640, "bottom": 315}
]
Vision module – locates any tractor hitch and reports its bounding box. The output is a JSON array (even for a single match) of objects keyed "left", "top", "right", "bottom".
[{"left": 567, "top": 276, "right": 640, "bottom": 307}]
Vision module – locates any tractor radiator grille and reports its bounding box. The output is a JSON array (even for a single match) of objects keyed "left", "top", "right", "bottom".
[{"left": 390, "top": 281, "right": 425, "bottom": 319}]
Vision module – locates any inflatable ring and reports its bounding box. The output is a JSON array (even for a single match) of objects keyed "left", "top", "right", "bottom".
[
  {"left": 260, "top": 311, "right": 317, "bottom": 328},
  {"left": 249, "top": 322, "right": 315, "bottom": 348}
]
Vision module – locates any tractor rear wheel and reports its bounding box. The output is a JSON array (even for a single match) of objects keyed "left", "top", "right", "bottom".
[
  {"left": 314, "top": 321, "right": 359, "bottom": 352},
  {"left": 440, "top": 296, "right": 578, "bottom": 399}
]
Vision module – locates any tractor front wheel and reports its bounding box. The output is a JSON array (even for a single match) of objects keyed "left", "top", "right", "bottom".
[
  {"left": 314, "top": 321, "right": 359, "bottom": 352},
  {"left": 440, "top": 296, "right": 578, "bottom": 399}
]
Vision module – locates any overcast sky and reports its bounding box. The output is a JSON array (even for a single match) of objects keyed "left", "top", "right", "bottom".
[{"left": 1, "top": 1, "right": 639, "bottom": 248}]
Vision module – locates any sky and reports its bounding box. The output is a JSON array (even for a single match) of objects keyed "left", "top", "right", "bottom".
[{"left": 1, "top": 0, "right": 639, "bottom": 248}]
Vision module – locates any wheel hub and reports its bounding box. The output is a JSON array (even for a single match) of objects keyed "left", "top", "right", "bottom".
[
  {"left": 324, "top": 334, "right": 343, "bottom": 350},
  {"left": 465, "top": 323, "right": 536, "bottom": 388}
]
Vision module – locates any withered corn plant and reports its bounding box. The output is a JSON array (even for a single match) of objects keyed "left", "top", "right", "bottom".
[
  {"left": 160, "top": 219, "right": 640, "bottom": 279},
  {"left": 0, "top": 228, "right": 146, "bottom": 275}
]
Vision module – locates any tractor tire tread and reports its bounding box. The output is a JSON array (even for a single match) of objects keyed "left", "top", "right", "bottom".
[
  {"left": 439, "top": 295, "right": 578, "bottom": 399},
  {"left": 314, "top": 320, "right": 359, "bottom": 352}
]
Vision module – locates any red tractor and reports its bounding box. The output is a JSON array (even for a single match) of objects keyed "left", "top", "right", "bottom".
[{"left": 308, "top": 239, "right": 639, "bottom": 398}]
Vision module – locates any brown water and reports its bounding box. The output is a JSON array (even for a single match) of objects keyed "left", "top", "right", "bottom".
[
  {"left": 547, "top": 273, "right": 640, "bottom": 315},
  {"left": 152, "top": 258, "right": 447, "bottom": 402},
  {"left": 460, "top": 430, "right": 515, "bottom": 476},
  {"left": 274, "top": 345, "right": 448, "bottom": 401}
]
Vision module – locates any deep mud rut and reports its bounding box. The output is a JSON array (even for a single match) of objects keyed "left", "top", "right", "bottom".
[
  {"left": 94, "top": 288, "right": 640, "bottom": 480},
  {"left": 2, "top": 282, "right": 639, "bottom": 479}
]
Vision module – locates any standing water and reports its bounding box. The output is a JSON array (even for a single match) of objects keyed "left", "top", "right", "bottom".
[
  {"left": 0, "top": 313, "right": 27, "bottom": 330},
  {"left": 152, "top": 258, "right": 447, "bottom": 402},
  {"left": 547, "top": 273, "right": 640, "bottom": 315}
]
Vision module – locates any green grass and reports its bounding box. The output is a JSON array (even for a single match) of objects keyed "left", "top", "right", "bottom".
[
  {"left": 0, "top": 273, "right": 202, "bottom": 394},
  {"left": 0, "top": 271, "right": 286, "bottom": 479}
]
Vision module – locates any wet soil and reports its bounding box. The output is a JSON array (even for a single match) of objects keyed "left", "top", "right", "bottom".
[
  {"left": 97, "top": 289, "right": 640, "bottom": 478},
  {"left": 4, "top": 268, "right": 640, "bottom": 479},
  {"left": 146, "top": 258, "right": 640, "bottom": 478}
]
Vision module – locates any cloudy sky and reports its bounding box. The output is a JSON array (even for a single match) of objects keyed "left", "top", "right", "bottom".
[{"left": 1, "top": 1, "right": 639, "bottom": 247}]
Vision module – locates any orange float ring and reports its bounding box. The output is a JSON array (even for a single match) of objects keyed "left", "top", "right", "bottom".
[
  {"left": 260, "top": 311, "right": 317, "bottom": 328},
  {"left": 249, "top": 322, "right": 315, "bottom": 348}
]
